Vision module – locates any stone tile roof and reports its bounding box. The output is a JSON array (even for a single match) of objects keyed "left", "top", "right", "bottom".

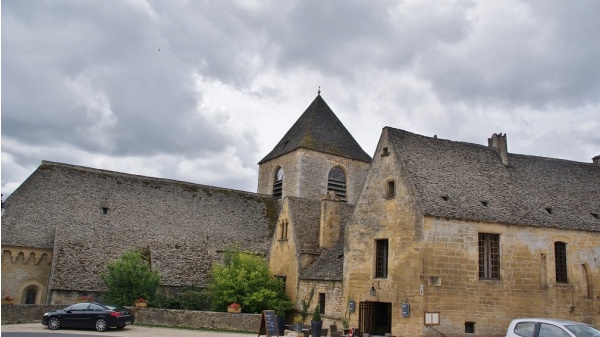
[
  {"left": 1, "top": 161, "right": 280, "bottom": 291},
  {"left": 387, "top": 128, "right": 600, "bottom": 232},
  {"left": 258, "top": 95, "right": 372, "bottom": 164},
  {"left": 298, "top": 202, "right": 355, "bottom": 281},
  {"left": 299, "top": 238, "right": 345, "bottom": 281},
  {"left": 287, "top": 197, "right": 322, "bottom": 255}
]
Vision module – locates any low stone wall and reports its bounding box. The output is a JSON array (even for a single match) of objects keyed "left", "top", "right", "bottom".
[
  {"left": 1, "top": 304, "right": 261, "bottom": 332},
  {"left": 134, "top": 307, "right": 261, "bottom": 331}
]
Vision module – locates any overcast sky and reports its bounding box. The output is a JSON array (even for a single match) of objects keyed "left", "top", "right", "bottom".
[{"left": 2, "top": 0, "right": 599, "bottom": 199}]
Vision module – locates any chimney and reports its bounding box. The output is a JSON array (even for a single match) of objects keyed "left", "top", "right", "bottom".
[
  {"left": 320, "top": 191, "right": 342, "bottom": 249},
  {"left": 488, "top": 133, "right": 510, "bottom": 166},
  {"left": 593, "top": 155, "right": 600, "bottom": 165}
]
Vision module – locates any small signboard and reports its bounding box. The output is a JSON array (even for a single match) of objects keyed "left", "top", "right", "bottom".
[
  {"left": 424, "top": 311, "right": 440, "bottom": 326},
  {"left": 258, "top": 310, "right": 279, "bottom": 337}
]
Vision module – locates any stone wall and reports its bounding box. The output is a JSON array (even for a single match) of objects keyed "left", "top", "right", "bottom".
[
  {"left": 1, "top": 304, "right": 261, "bottom": 332},
  {"left": 269, "top": 198, "right": 302, "bottom": 302},
  {"left": 296, "top": 279, "right": 344, "bottom": 328},
  {"left": 1, "top": 247, "right": 52, "bottom": 305},
  {"left": 257, "top": 149, "right": 370, "bottom": 205},
  {"left": 419, "top": 216, "right": 600, "bottom": 336},
  {"left": 2, "top": 161, "right": 279, "bottom": 300}
]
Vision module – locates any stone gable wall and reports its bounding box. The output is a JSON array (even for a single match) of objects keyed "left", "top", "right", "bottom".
[{"left": 268, "top": 198, "right": 302, "bottom": 302}]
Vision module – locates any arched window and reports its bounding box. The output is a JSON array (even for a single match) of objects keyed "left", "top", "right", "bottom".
[
  {"left": 273, "top": 167, "right": 283, "bottom": 198},
  {"left": 327, "top": 167, "right": 347, "bottom": 202},
  {"left": 25, "top": 287, "right": 37, "bottom": 304}
]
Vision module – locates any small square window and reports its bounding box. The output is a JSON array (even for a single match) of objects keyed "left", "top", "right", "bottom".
[
  {"left": 381, "top": 147, "right": 390, "bottom": 157},
  {"left": 386, "top": 181, "right": 395, "bottom": 198},
  {"left": 101, "top": 207, "right": 108, "bottom": 214},
  {"left": 465, "top": 322, "right": 475, "bottom": 333}
]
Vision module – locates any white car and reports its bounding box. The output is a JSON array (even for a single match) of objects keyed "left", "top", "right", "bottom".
[{"left": 506, "top": 318, "right": 600, "bottom": 337}]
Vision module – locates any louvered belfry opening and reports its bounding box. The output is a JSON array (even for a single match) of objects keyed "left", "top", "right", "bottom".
[
  {"left": 273, "top": 167, "right": 283, "bottom": 198},
  {"left": 327, "top": 167, "right": 347, "bottom": 202}
]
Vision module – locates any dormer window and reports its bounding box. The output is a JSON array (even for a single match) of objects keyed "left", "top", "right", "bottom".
[
  {"left": 327, "top": 166, "right": 347, "bottom": 202},
  {"left": 273, "top": 167, "right": 283, "bottom": 198}
]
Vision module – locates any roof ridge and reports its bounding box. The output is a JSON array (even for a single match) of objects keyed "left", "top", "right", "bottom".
[{"left": 38, "top": 160, "right": 268, "bottom": 198}]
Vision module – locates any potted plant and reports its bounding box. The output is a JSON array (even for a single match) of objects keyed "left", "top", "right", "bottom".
[
  {"left": 227, "top": 302, "right": 241, "bottom": 313},
  {"left": 294, "top": 316, "right": 304, "bottom": 332},
  {"left": 342, "top": 297, "right": 351, "bottom": 333},
  {"left": 276, "top": 301, "right": 290, "bottom": 336},
  {"left": 2, "top": 295, "right": 15, "bottom": 305},
  {"left": 311, "top": 305, "right": 323, "bottom": 337},
  {"left": 135, "top": 297, "right": 148, "bottom": 308},
  {"left": 77, "top": 295, "right": 94, "bottom": 303}
]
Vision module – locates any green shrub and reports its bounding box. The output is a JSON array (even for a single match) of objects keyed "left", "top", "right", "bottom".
[
  {"left": 151, "top": 286, "right": 212, "bottom": 310},
  {"left": 209, "top": 247, "right": 292, "bottom": 313},
  {"left": 101, "top": 250, "right": 161, "bottom": 306}
]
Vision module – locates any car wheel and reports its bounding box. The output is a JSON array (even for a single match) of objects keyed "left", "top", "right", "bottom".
[
  {"left": 95, "top": 318, "right": 108, "bottom": 332},
  {"left": 47, "top": 316, "right": 61, "bottom": 330}
]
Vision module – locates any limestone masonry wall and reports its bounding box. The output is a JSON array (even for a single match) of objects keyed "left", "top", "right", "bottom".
[
  {"left": 258, "top": 149, "right": 370, "bottom": 204},
  {"left": 1, "top": 247, "right": 52, "bottom": 305}
]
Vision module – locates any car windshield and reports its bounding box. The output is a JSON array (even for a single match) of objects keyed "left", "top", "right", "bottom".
[{"left": 564, "top": 324, "right": 600, "bottom": 337}]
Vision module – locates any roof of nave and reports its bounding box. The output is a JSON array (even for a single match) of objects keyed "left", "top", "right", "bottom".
[
  {"left": 258, "top": 94, "right": 372, "bottom": 164},
  {"left": 386, "top": 128, "right": 600, "bottom": 232},
  {"left": 1, "top": 160, "right": 281, "bottom": 291}
]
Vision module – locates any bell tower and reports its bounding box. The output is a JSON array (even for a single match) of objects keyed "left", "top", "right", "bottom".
[{"left": 257, "top": 93, "right": 371, "bottom": 204}]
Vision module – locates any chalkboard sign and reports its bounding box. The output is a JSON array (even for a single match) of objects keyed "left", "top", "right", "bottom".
[{"left": 258, "top": 310, "right": 279, "bottom": 337}]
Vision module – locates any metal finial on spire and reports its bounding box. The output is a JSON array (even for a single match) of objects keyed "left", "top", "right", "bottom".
[{"left": 318, "top": 86, "right": 321, "bottom": 96}]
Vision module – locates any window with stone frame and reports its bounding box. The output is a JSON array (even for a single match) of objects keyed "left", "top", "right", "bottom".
[
  {"left": 273, "top": 167, "right": 283, "bottom": 198},
  {"left": 327, "top": 166, "right": 347, "bottom": 202},
  {"left": 318, "top": 293, "right": 325, "bottom": 314},
  {"left": 279, "top": 220, "right": 288, "bottom": 240},
  {"left": 478, "top": 233, "right": 500, "bottom": 280},
  {"left": 375, "top": 239, "right": 389, "bottom": 278},
  {"left": 555, "top": 241, "right": 568, "bottom": 283},
  {"left": 386, "top": 180, "right": 395, "bottom": 199}
]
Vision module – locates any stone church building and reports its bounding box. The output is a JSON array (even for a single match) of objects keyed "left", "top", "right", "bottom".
[{"left": 2, "top": 94, "right": 599, "bottom": 336}]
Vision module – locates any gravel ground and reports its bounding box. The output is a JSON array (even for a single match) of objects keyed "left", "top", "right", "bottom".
[{"left": 1, "top": 323, "right": 256, "bottom": 337}]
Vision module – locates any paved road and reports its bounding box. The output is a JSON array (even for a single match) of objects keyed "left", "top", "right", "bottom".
[{"left": 1, "top": 323, "right": 255, "bottom": 337}]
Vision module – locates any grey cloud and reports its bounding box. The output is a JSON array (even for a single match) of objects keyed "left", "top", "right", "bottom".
[{"left": 417, "top": 1, "right": 600, "bottom": 108}]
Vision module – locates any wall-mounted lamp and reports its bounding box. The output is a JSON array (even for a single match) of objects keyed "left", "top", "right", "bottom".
[{"left": 369, "top": 286, "right": 376, "bottom": 296}]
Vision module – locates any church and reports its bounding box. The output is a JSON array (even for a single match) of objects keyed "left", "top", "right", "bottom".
[{"left": 2, "top": 93, "right": 599, "bottom": 336}]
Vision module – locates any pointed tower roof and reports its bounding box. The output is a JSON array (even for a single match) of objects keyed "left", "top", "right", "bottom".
[{"left": 258, "top": 94, "right": 372, "bottom": 164}]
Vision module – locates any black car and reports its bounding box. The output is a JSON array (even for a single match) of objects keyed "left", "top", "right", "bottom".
[{"left": 42, "top": 302, "right": 135, "bottom": 332}]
